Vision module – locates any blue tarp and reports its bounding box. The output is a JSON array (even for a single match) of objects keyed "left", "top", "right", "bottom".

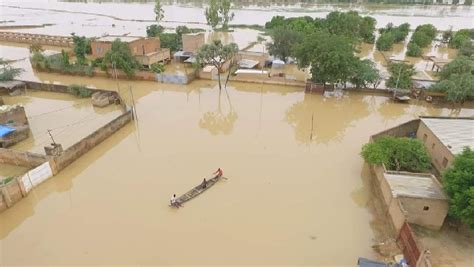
[{"left": 0, "top": 125, "right": 16, "bottom": 138}]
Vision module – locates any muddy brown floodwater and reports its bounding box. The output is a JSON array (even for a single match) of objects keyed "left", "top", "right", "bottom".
[{"left": 1, "top": 72, "right": 474, "bottom": 265}]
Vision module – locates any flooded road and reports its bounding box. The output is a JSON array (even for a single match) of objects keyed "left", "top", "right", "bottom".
[{"left": 1, "top": 74, "right": 474, "bottom": 264}]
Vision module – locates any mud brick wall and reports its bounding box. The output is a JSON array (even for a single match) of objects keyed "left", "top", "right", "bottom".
[
  {"left": 370, "top": 119, "right": 420, "bottom": 141},
  {"left": 53, "top": 110, "right": 132, "bottom": 172},
  {"left": 0, "top": 148, "right": 47, "bottom": 168},
  {"left": 0, "top": 178, "right": 25, "bottom": 212},
  {"left": 0, "top": 106, "right": 28, "bottom": 125}
]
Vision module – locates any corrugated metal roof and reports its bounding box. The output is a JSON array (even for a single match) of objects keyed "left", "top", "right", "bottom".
[
  {"left": 420, "top": 118, "right": 474, "bottom": 155},
  {"left": 385, "top": 172, "right": 447, "bottom": 200}
]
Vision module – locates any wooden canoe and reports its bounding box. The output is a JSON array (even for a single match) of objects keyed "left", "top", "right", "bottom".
[{"left": 170, "top": 175, "right": 223, "bottom": 207}]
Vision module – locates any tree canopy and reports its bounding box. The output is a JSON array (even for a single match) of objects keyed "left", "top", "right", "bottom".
[
  {"left": 205, "top": 0, "right": 234, "bottom": 30},
  {"left": 449, "top": 29, "right": 473, "bottom": 49},
  {"left": 266, "top": 26, "right": 303, "bottom": 63},
  {"left": 101, "top": 39, "right": 141, "bottom": 78},
  {"left": 386, "top": 62, "right": 416, "bottom": 89},
  {"left": 405, "top": 24, "right": 437, "bottom": 57},
  {"left": 361, "top": 136, "right": 431, "bottom": 172},
  {"left": 195, "top": 40, "right": 239, "bottom": 90},
  {"left": 154, "top": 0, "right": 164, "bottom": 22},
  {"left": 443, "top": 148, "right": 474, "bottom": 229},
  {"left": 430, "top": 56, "right": 474, "bottom": 103},
  {"left": 71, "top": 34, "right": 91, "bottom": 65},
  {"left": 376, "top": 23, "right": 410, "bottom": 51}
]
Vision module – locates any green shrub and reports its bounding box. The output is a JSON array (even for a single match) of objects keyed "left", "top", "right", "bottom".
[
  {"left": 361, "top": 136, "right": 431, "bottom": 173},
  {"left": 443, "top": 148, "right": 474, "bottom": 229},
  {"left": 150, "top": 63, "right": 165, "bottom": 73},
  {"left": 406, "top": 42, "right": 422, "bottom": 57},
  {"left": 376, "top": 32, "right": 395, "bottom": 51},
  {"left": 67, "top": 84, "right": 92, "bottom": 98}
]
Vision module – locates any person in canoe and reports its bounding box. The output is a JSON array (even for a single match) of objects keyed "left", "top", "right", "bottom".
[
  {"left": 214, "top": 168, "right": 223, "bottom": 178},
  {"left": 201, "top": 178, "right": 208, "bottom": 189},
  {"left": 170, "top": 194, "right": 181, "bottom": 207}
]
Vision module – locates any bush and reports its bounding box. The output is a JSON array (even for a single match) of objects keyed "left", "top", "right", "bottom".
[
  {"left": 443, "top": 148, "right": 474, "bottom": 229},
  {"left": 146, "top": 24, "right": 164, "bottom": 37},
  {"left": 361, "top": 136, "right": 432, "bottom": 172},
  {"left": 450, "top": 29, "right": 473, "bottom": 49},
  {"left": 150, "top": 63, "right": 165, "bottom": 73},
  {"left": 459, "top": 40, "right": 474, "bottom": 57},
  {"left": 376, "top": 32, "right": 395, "bottom": 51},
  {"left": 67, "top": 84, "right": 92, "bottom": 98},
  {"left": 406, "top": 42, "right": 422, "bottom": 57},
  {"left": 0, "top": 58, "right": 23, "bottom": 81}
]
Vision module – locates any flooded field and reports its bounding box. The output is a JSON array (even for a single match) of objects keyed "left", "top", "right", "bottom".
[
  {"left": 2, "top": 91, "right": 123, "bottom": 154},
  {"left": 0, "top": 164, "right": 28, "bottom": 180},
  {"left": 1, "top": 74, "right": 474, "bottom": 265}
]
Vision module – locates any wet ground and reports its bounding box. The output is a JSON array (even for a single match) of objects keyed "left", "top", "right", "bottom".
[{"left": 2, "top": 91, "right": 123, "bottom": 154}]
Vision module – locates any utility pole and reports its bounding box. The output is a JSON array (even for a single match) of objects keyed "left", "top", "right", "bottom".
[{"left": 47, "top": 129, "right": 56, "bottom": 145}]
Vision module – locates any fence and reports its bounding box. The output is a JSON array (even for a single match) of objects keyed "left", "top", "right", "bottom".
[{"left": 398, "top": 222, "right": 421, "bottom": 266}]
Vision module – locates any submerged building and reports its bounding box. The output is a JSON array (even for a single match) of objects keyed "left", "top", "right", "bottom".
[{"left": 91, "top": 35, "right": 171, "bottom": 66}]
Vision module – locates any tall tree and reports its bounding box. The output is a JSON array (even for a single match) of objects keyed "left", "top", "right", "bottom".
[
  {"left": 386, "top": 63, "right": 416, "bottom": 89},
  {"left": 195, "top": 40, "right": 239, "bottom": 90},
  {"left": 205, "top": 0, "right": 234, "bottom": 30},
  {"left": 443, "top": 148, "right": 474, "bottom": 229},
  {"left": 154, "top": 0, "right": 164, "bottom": 22},
  {"left": 266, "top": 26, "right": 302, "bottom": 63},
  {"left": 101, "top": 39, "right": 141, "bottom": 78},
  {"left": 350, "top": 59, "right": 381, "bottom": 89},
  {"left": 293, "top": 30, "right": 358, "bottom": 86},
  {"left": 71, "top": 34, "right": 91, "bottom": 65}
]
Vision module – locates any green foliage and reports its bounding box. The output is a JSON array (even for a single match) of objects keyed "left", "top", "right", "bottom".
[
  {"left": 442, "top": 29, "right": 453, "bottom": 43},
  {"left": 67, "top": 84, "right": 92, "bottom": 98},
  {"left": 0, "top": 58, "right": 23, "bottom": 81},
  {"left": 449, "top": 29, "right": 473, "bottom": 49},
  {"left": 205, "top": 0, "right": 234, "bottom": 30},
  {"left": 0, "top": 176, "right": 14, "bottom": 185},
  {"left": 146, "top": 24, "right": 164, "bottom": 37},
  {"left": 154, "top": 0, "right": 164, "bottom": 22},
  {"left": 195, "top": 40, "right": 239, "bottom": 90},
  {"left": 443, "top": 148, "right": 474, "bottom": 229},
  {"left": 205, "top": 0, "right": 219, "bottom": 29},
  {"left": 159, "top": 33, "right": 180, "bottom": 52},
  {"left": 438, "top": 56, "right": 474, "bottom": 80},
  {"left": 266, "top": 26, "right": 303, "bottom": 63},
  {"left": 376, "top": 23, "right": 410, "bottom": 51},
  {"left": 293, "top": 31, "right": 359, "bottom": 85},
  {"left": 431, "top": 73, "right": 474, "bottom": 103},
  {"left": 71, "top": 35, "right": 91, "bottom": 65},
  {"left": 376, "top": 32, "right": 395, "bottom": 51},
  {"left": 406, "top": 24, "right": 437, "bottom": 57},
  {"left": 61, "top": 50, "right": 70, "bottom": 67},
  {"left": 101, "top": 39, "right": 141, "bottom": 78},
  {"left": 386, "top": 62, "right": 416, "bottom": 89},
  {"left": 265, "top": 11, "right": 376, "bottom": 44},
  {"left": 406, "top": 42, "right": 422, "bottom": 57},
  {"left": 361, "top": 136, "right": 431, "bottom": 173},
  {"left": 430, "top": 57, "right": 474, "bottom": 102},
  {"left": 350, "top": 59, "right": 381, "bottom": 89},
  {"left": 459, "top": 40, "right": 474, "bottom": 57},
  {"left": 150, "top": 63, "right": 165, "bottom": 73}
]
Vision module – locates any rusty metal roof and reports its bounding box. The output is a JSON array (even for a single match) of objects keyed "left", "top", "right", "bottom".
[
  {"left": 385, "top": 172, "right": 447, "bottom": 200},
  {"left": 420, "top": 117, "right": 474, "bottom": 155}
]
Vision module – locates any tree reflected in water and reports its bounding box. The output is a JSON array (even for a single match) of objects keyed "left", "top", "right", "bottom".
[
  {"left": 199, "top": 88, "right": 238, "bottom": 135},
  {"left": 285, "top": 93, "right": 370, "bottom": 144}
]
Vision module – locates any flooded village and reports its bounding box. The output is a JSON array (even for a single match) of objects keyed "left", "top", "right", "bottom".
[{"left": 1, "top": 0, "right": 473, "bottom": 266}]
